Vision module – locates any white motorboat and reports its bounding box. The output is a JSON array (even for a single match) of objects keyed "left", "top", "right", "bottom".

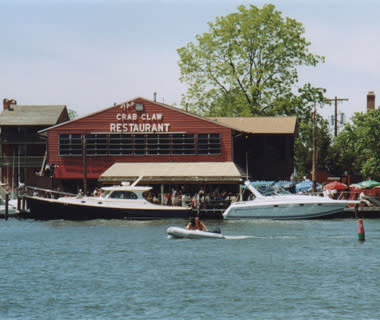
[
  {"left": 223, "top": 181, "right": 358, "bottom": 220},
  {"left": 0, "top": 199, "right": 17, "bottom": 215},
  {"left": 167, "top": 226, "right": 225, "bottom": 239},
  {"left": 23, "top": 177, "right": 191, "bottom": 220}
]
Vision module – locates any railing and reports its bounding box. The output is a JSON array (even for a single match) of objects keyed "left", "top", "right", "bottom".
[
  {"left": 22, "top": 186, "right": 76, "bottom": 199},
  {"left": 0, "top": 156, "right": 44, "bottom": 167},
  {"left": 0, "top": 135, "right": 46, "bottom": 144}
]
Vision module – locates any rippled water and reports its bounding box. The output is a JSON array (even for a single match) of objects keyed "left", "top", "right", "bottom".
[{"left": 1, "top": 218, "right": 380, "bottom": 319}]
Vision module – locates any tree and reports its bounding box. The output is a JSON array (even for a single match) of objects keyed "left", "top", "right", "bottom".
[
  {"left": 68, "top": 109, "right": 78, "bottom": 120},
  {"left": 294, "top": 115, "right": 332, "bottom": 177},
  {"left": 177, "top": 4, "right": 328, "bottom": 177},
  {"left": 332, "top": 109, "right": 380, "bottom": 180},
  {"left": 177, "top": 4, "right": 325, "bottom": 118}
]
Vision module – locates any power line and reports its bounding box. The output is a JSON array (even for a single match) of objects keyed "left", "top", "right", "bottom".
[{"left": 324, "top": 96, "right": 349, "bottom": 137}]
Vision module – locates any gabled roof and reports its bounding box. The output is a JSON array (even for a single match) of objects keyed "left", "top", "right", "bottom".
[
  {"left": 0, "top": 105, "right": 68, "bottom": 126},
  {"left": 38, "top": 97, "right": 227, "bottom": 133},
  {"left": 207, "top": 116, "right": 297, "bottom": 134},
  {"left": 36, "top": 97, "right": 297, "bottom": 135}
]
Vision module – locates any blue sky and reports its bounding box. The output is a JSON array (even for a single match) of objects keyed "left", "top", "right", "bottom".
[{"left": 1, "top": 0, "right": 379, "bottom": 129}]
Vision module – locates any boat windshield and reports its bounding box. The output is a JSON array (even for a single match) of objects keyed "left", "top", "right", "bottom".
[
  {"left": 257, "top": 184, "right": 293, "bottom": 196},
  {"left": 100, "top": 190, "right": 112, "bottom": 198},
  {"left": 109, "top": 191, "right": 138, "bottom": 199}
]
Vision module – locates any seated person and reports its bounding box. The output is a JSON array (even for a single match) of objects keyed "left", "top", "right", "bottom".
[
  {"left": 195, "top": 217, "right": 208, "bottom": 232},
  {"left": 186, "top": 217, "right": 197, "bottom": 230}
]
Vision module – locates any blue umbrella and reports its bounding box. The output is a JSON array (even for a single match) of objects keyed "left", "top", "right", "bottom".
[{"left": 296, "top": 179, "right": 322, "bottom": 193}]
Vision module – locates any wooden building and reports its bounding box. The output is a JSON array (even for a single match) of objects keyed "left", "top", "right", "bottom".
[
  {"left": 39, "top": 97, "right": 296, "bottom": 193},
  {"left": 0, "top": 98, "right": 69, "bottom": 189}
]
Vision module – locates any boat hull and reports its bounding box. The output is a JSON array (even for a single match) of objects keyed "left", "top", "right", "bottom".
[
  {"left": 167, "top": 227, "right": 225, "bottom": 239},
  {"left": 223, "top": 200, "right": 351, "bottom": 220},
  {"left": 23, "top": 196, "right": 191, "bottom": 220}
]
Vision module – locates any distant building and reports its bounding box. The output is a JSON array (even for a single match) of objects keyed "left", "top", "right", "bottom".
[{"left": 0, "top": 99, "right": 69, "bottom": 189}]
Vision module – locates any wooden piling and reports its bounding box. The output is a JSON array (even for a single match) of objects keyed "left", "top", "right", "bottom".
[{"left": 4, "top": 193, "right": 9, "bottom": 220}]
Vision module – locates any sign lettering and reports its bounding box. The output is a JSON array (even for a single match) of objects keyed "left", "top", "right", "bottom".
[{"left": 110, "top": 112, "right": 170, "bottom": 133}]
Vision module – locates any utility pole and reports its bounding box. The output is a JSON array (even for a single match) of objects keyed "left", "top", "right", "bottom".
[
  {"left": 312, "top": 103, "right": 317, "bottom": 193},
  {"left": 324, "top": 96, "right": 349, "bottom": 137},
  {"left": 82, "top": 135, "right": 87, "bottom": 196}
]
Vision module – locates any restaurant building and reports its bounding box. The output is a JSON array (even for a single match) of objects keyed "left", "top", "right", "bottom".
[{"left": 39, "top": 97, "right": 296, "bottom": 194}]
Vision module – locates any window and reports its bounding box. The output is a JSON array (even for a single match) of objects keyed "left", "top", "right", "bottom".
[
  {"left": 197, "top": 133, "right": 221, "bottom": 155},
  {"left": 109, "top": 134, "right": 132, "bottom": 155},
  {"left": 59, "top": 134, "right": 82, "bottom": 156},
  {"left": 58, "top": 132, "right": 221, "bottom": 157},
  {"left": 109, "top": 191, "right": 138, "bottom": 199},
  {"left": 134, "top": 135, "right": 145, "bottom": 155},
  {"left": 147, "top": 134, "right": 170, "bottom": 155},
  {"left": 86, "top": 134, "right": 108, "bottom": 155},
  {"left": 172, "top": 134, "right": 195, "bottom": 155}
]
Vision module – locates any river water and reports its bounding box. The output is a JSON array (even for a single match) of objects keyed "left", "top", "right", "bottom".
[{"left": 1, "top": 218, "right": 380, "bottom": 319}]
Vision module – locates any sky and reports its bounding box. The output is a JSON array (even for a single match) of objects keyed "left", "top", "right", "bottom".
[{"left": 1, "top": 0, "right": 380, "bottom": 130}]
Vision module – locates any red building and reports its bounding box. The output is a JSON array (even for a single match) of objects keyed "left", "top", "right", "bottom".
[
  {"left": 0, "top": 98, "right": 68, "bottom": 190},
  {"left": 40, "top": 97, "right": 296, "bottom": 193}
]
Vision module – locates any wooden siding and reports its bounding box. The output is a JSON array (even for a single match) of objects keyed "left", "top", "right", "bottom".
[{"left": 47, "top": 99, "right": 233, "bottom": 179}]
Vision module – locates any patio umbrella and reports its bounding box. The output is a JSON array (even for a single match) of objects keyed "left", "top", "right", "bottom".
[
  {"left": 359, "top": 180, "right": 380, "bottom": 189},
  {"left": 323, "top": 181, "right": 348, "bottom": 191},
  {"left": 295, "top": 179, "right": 322, "bottom": 193}
]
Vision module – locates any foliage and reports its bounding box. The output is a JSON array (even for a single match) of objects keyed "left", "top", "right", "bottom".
[
  {"left": 177, "top": 4, "right": 328, "bottom": 177},
  {"left": 294, "top": 116, "right": 332, "bottom": 177},
  {"left": 177, "top": 4, "right": 325, "bottom": 118},
  {"left": 68, "top": 109, "right": 78, "bottom": 120},
  {"left": 333, "top": 109, "right": 380, "bottom": 180}
]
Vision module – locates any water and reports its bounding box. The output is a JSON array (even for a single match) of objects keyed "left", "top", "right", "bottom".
[{"left": 1, "top": 218, "right": 380, "bottom": 319}]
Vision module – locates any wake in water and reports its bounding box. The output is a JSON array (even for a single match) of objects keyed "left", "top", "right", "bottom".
[
  {"left": 167, "top": 234, "right": 259, "bottom": 240},
  {"left": 224, "top": 235, "right": 259, "bottom": 240}
]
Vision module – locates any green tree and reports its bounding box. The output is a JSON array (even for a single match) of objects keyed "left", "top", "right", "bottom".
[
  {"left": 177, "top": 4, "right": 328, "bottom": 177},
  {"left": 294, "top": 115, "right": 332, "bottom": 177},
  {"left": 333, "top": 109, "right": 380, "bottom": 180},
  {"left": 177, "top": 4, "right": 325, "bottom": 117},
  {"left": 68, "top": 109, "right": 78, "bottom": 120}
]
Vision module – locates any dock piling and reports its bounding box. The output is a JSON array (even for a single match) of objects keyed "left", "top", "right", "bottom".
[{"left": 4, "top": 193, "right": 9, "bottom": 220}]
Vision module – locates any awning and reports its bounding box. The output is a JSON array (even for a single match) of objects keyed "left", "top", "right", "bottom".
[{"left": 98, "top": 162, "right": 244, "bottom": 183}]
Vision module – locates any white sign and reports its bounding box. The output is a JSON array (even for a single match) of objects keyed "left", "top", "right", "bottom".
[{"left": 110, "top": 112, "right": 170, "bottom": 133}]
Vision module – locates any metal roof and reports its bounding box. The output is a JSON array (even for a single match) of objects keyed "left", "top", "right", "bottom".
[
  {"left": 207, "top": 116, "right": 297, "bottom": 134},
  {"left": 0, "top": 105, "right": 67, "bottom": 126},
  {"left": 38, "top": 97, "right": 296, "bottom": 135},
  {"left": 99, "top": 162, "right": 244, "bottom": 183}
]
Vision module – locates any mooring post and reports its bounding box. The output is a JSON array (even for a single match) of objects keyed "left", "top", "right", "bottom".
[
  {"left": 17, "top": 195, "right": 21, "bottom": 212},
  {"left": 4, "top": 192, "right": 9, "bottom": 220}
]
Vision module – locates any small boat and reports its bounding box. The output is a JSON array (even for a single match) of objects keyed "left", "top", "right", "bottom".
[
  {"left": 167, "top": 226, "right": 225, "bottom": 239},
  {"left": 23, "top": 177, "right": 191, "bottom": 220},
  {"left": 0, "top": 200, "right": 17, "bottom": 215},
  {"left": 223, "top": 180, "right": 359, "bottom": 220}
]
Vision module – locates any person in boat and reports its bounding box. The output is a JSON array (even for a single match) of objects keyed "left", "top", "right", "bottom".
[
  {"left": 186, "top": 217, "right": 197, "bottom": 230},
  {"left": 186, "top": 216, "right": 209, "bottom": 232},
  {"left": 195, "top": 216, "right": 208, "bottom": 232}
]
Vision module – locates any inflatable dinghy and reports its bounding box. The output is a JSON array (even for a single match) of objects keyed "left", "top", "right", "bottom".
[{"left": 167, "top": 226, "right": 225, "bottom": 239}]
